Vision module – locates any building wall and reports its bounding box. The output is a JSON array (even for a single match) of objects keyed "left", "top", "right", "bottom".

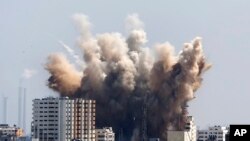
[
  {"left": 167, "top": 131, "right": 186, "bottom": 141},
  {"left": 168, "top": 131, "right": 195, "bottom": 141},
  {"left": 0, "top": 136, "right": 16, "bottom": 141},
  {"left": 185, "top": 116, "right": 196, "bottom": 141},
  {"left": 58, "top": 98, "right": 66, "bottom": 141}
]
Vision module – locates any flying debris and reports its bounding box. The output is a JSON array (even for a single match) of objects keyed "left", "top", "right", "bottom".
[
  {"left": 45, "top": 13, "right": 211, "bottom": 141},
  {"left": 58, "top": 41, "right": 85, "bottom": 69}
]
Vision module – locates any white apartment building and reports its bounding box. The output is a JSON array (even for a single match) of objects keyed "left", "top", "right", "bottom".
[
  {"left": 96, "top": 127, "right": 115, "bottom": 141},
  {"left": 197, "top": 126, "right": 228, "bottom": 141},
  {"left": 167, "top": 116, "right": 197, "bottom": 141},
  {"left": 31, "top": 97, "right": 96, "bottom": 141}
]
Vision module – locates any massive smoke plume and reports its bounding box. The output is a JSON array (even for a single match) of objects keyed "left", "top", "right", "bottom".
[{"left": 46, "top": 13, "right": 211, "bottom": 141}]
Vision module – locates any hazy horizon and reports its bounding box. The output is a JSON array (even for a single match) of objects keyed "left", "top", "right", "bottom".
[{"left": 1, "top": 0, "right": 250, "bottom": 134}]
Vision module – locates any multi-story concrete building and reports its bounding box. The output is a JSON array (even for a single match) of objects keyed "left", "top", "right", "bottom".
[
  {"left": 167, "top": 116, "right": 197, "bottom": 141},
  {"left": 197, "top": 126, "right": 228, "bottom": 141},
  {"left": 31, "top": 97, "right": 59, "bottom": 141},
  {"left": 96, "top": 127, "right": 115, "bottom": 141},
  {"left": 31, "top": 97, "right": 96, "bottom": 141}
]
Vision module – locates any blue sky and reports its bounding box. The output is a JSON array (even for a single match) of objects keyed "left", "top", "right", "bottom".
[{"left": 1, "top": 0, "right": 250, "bottom": 134}]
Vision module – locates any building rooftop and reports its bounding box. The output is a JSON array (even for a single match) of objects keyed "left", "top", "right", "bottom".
[{"left": 0, "top": 124, "right": 9, "bottom": 127}]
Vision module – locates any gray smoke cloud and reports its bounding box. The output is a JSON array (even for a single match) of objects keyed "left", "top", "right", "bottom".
[{"left": 45, "top": 13, "right": 211, "bottom": 141}]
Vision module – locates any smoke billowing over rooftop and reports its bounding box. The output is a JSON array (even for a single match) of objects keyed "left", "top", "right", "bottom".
[{"left": 45, "top": 13, "right": 211, "bottom": 141}]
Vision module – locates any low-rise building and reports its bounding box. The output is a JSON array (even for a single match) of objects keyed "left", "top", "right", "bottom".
[
  {"left": 0, "top": 124, "right": 24, "bottom": 141},
  {"left": 96, "top": 127, "right": 115, "bottom": 141},
  {"left": 197, "top": 125, "right": 229, "bottom": 141}
]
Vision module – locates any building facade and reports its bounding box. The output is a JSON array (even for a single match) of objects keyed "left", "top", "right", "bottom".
[
  {"left": 31, "top": 97, "right": 96, "bottom": 141},
  {"left": 197, "top": 126, "right": 229, "bottom": 141},
  {"left": 96, "top": 127, "right": 115, "bottom": 141}
]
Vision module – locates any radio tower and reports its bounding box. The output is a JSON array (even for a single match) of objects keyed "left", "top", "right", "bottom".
[
  {"left": 23, "top": 88, "right": 26, "bottom": 134},
  {"left": 3, "top": 96, "right": 7, "bottom": 124},
  {"left": 18, "top": 86, "right": 22, "bottom": 128}
]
